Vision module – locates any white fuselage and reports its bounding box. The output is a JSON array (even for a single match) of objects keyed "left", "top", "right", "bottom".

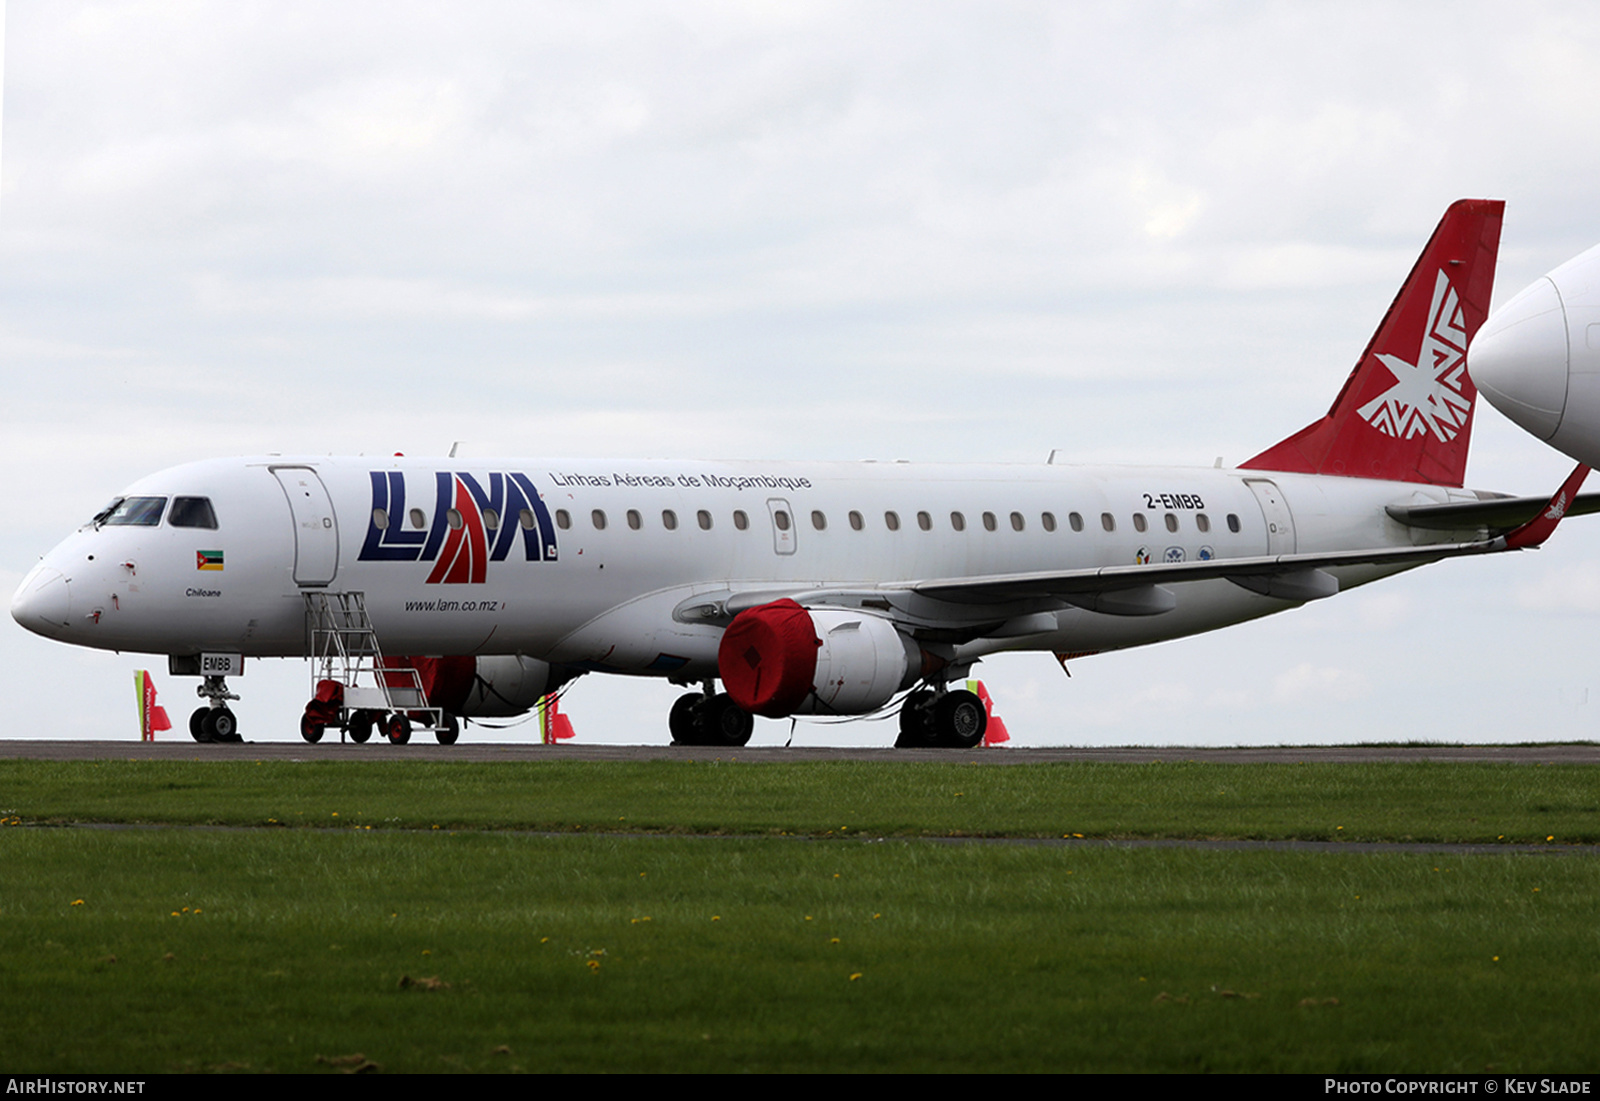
[{"left": 12, "top": 455, "right": 1482, "bottom": 680}]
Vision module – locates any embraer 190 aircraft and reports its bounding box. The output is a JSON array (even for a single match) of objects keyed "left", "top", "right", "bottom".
[{"left": 11, "top": 199, "right": 1593, "bottom": 749}]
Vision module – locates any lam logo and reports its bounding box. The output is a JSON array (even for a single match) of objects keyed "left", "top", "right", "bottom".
[
  {"left": 359, "top": 472, "right": 559, "bottom": 583},
  {"left": 1357, "top": 270, "right": 1473, "bottom": 442}
]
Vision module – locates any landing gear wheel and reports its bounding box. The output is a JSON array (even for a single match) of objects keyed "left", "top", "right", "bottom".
[
  {"left": 299, "top": 713, "right": 325, "bottom": 744},
  {"left": 347, "top": 710, "right": 375, "bottom": 744},
  {"left": 201, "top": 707, "right": 239, "bottom": 743},
  {"left": 669, "top": 692, "right": 704, "bottom": 746},
  {"left": 436, "top": 713, "right": 460, "bottom": 746},
  {"left": 933, "top": 690, "right": 986, "bottom": 749},
  {"left": 385, "top": 713, "right": 412, "bottom": 745},
  {"left": 895, "top": 690, "right": 936, "bottom": 748},
  {"left": 190, "top": 707, "right": 211, "bottom": 743},
  {"left": 701, "top": 694, "right": 754, "bottom": 747}
]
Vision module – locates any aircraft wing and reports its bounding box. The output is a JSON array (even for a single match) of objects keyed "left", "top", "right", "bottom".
[
  {"left": 706, "top": 464, "right": 1593, "bottom": 636},
  {"left": 774, "top": 536, "right": 1499, "bottom": 621},
  {"left": 1386, "top": 491, "right": 1600, "bottom": 531}
]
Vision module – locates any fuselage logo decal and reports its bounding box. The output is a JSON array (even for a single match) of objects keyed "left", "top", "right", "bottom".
[
  {"left": 1357, "top": 269, "right": 1472, "bottom": 441},
  {"left": 358, "top": 471, "right": 559, "bottom": 582}
]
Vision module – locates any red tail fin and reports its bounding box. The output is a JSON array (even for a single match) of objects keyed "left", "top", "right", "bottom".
[{"left": 1241, "top": 199, "right": 1504, "bottom": 486}]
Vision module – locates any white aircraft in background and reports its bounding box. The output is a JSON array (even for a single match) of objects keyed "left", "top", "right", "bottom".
[
  {"left": 1471, "top": 240, "right": 1600, "bottom": 467},
  {"left": 12, "top": 199, "right": 1593, "bottom": 749}
]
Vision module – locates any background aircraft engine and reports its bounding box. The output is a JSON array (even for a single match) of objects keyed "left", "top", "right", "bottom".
[
  {"left": 718, "top": 599, "right": 919, "bottom": 718},
  {"left": 385, "top": 654, "right": 565, "bottom": 717}
]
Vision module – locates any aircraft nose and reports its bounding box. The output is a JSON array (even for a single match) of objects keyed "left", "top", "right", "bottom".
[
  {"left": 1469, "top": 275, "right": 1569, "bottom": 441},
  {"left": 10, "top": 565, "right": 72, "bottom": 637}
]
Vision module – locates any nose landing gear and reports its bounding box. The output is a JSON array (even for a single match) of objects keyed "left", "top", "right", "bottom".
[{"left": 189, "top": 675, "right": 242, "bottom": 743}]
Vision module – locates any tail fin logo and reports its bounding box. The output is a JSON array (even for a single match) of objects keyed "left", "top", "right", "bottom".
[{"left": 1356, "top": 270, "right": 1472, "bottom": 442}]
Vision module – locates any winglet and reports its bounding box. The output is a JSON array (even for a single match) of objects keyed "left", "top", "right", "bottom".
[{"left": 1503, "top": 463, "right": 1592, "bottom": 549}]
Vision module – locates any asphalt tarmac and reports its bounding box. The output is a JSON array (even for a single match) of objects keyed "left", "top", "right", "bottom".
[{"left": 2, "top": 739, "right": 1597, "bottom": 764}]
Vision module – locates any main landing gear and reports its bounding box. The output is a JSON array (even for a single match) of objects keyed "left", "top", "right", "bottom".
[
  {"left": 895, "top": 687, "right": 987, "bottom": 749},
  {"left": 669, "top": 685, "right": 754, "bottom": 747},
  {"left": 189, "top": 675, "right": 242, "bottom": 743}
]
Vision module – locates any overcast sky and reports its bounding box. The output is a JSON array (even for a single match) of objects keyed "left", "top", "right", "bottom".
[{"left": 6, "top": 1, "right": 1600, "bottom": 747}]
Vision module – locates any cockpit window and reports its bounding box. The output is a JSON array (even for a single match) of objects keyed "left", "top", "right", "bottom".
[
  {"left": 168, "top": 497, "right": 218, "bottom": 529},
  {"left": 95, "top": 497, "right": 167, "bottom": 527}
]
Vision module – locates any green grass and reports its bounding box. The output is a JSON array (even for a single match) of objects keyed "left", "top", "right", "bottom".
[
  {"left": 4, "top": 759, "right": 1600, "bottom": 842},
  {"left": 2, "top": 759, "right": 1599, "bottom": 1072}
]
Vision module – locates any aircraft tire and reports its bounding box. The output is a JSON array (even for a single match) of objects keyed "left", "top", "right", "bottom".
[
  {"left": 190, "top": 707, "right": 211, "bottom": 743},
  {"left": 701, "top": 694, "right": 754, "bottom": 747},
  {"left": 386, "top": 714, "right": 412, "bottom": 745},
  {"left": 669, "top": 692, "right": 704, "bottom": 746},
  {"left": 933, "top": 690, "right": 986, "bottom": 749},
  {"left": 210, "top": 707, "right": 239, "bottom": 742},
  {"left": 895, "top": 691, "right": 936, "bottom": 748},
  {"left": 299, "top": 713, "right": 324, "bottom": 744},
  {"left": 347, "top": 710, "right": 375, "bottom": 744},
  {"left": 436, "top": 713, "right": 460, "bottom": 745}
]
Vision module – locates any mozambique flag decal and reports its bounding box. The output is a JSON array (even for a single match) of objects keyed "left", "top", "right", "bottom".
[{"left": 196, "top": 550, "right": 224, "bottom": 571}]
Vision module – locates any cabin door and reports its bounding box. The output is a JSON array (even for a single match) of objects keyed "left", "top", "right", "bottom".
[
  {"left": 1243, "top": 478, "right": 1296, "bottom": 555},
  {"left": 271, "top": 466, "right": 340, "bottom": 586}
]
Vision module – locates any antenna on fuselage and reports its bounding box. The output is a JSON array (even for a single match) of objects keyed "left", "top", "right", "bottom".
[{"left": 449, "top": 441, "right": 463, "bottom": 458}]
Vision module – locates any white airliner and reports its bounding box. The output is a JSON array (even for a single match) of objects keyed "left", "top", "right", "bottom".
[
  {"left": 10, "top": 199, "right": 1593, "bottom": 749},
  {"left": 1471, "top": 239, "right": 1600, "bottom": 468}
]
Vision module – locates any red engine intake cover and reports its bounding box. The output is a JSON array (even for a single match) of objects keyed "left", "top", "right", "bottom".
[
  {"left": 717, "top": 599, "right": 820, "bottom": 717},
  {"left": 382, "top": 655, "right": 477, "bottom": 713}
]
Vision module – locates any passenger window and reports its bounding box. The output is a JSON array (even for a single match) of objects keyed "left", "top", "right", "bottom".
[
  {"left": 982, "top": 512, "right": 997, "bottom": 532},
  {"left": 627, "top": 509, "right": 642, "bottom": 531},
  {"left": 1164, "top": 513, "right": 1178, "bottom": 533},
  {"left": 447, "top": 508, "right": 464, "bottom": 531},
  {"left": 733, "top": 510, "right": 749, "bottom": 531},
  {"left": 519, "top": 509, "right": 535, "bottom": 530},
  {"left": 1069, "top": 512, "right": 1084, "bottom": 532},
  {"left": 1010, "top": 511, "right": 1025, "bottom": 532},
  {"left": 885, "top": 511, "right": 901, "bottom": 531},
  {"left": 1041, "top": 512, "right": 1056, "bottom": 532},
  {"left": 1132, "top": 513, "right": 1147, "bottom": 533},
  {"left": 698, "top": 510, "right": 712, "bottom": 531},
  {"left": 371, "top": 508, "right": 389, "bottom": 530},
  {"left": 1196, "top": 513, "right": 1210, "bottom": 533},
  {"left": 556, "top": 509, "right": 571, "bottom": 530},
  {"left": 775, "top": 510, "right": 791, "bottom": 531},
  {"left": 849, "top": 511, "right": 864, "bottom": 531},
  {"left": 483, "top": 509, "right": 500, "bottom": 531},
  {"left": 812, "top": 510, "right": 827, "bottom": 531},
  {"left": 99, "top": 497, "right": 166, "bottom": 527},
  {"left": 169, "top": 497, "right": 218, "bottom": 530},
  {"left": 1101, "top": 512, "right": 1115, "bottom": 532},
  {"left": 950, "top": 511, "right": 966, "bottom": 532},
  {"left": 662, "top": 510, "right": 678, "bottom": 531},
  {"left": 411, "top": 508, "right": 427, "bottom": 529},
  {"left": 1227, "top": 513, "right": 1241, "bottom": 533},
  {"left": 591, "top": 509, "right": 607, "bottom": 530},
  {"left": 917, "top": 511, "right": 932, "bottom": 531}
]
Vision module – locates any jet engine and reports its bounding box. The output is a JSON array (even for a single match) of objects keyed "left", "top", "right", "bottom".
[
  {"left": 385, "top": 654, "right": 570, "bottom": 717},
  {"left": 717, "top": 599, "right": 920, "bottom": 717}
]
